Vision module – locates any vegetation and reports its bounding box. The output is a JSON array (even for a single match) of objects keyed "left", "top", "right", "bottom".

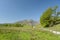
[
  {"left": 0, "top": 6, "right": 60, "bottom": 40},
  {"left": 0, "top": 20, "right": 38, "bottom": 27},
  {"left": 40, "top": 6, "right": 60, "bottom": 27},
  {"left": 0, "top": 23, "right": 24, "bottom": 27},
  {"left": 47, "top": 24, "right": 60, "bottom": 31},
  {"left": 40, "top": 8, "right": 52, "bottom": 27},
  {"left": 0, "top": 27, "right": 60, "bottom": 40}
]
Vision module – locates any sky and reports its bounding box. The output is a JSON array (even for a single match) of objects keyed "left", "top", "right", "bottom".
[{"left": 0, "top": 0, "right": 60, "bottom": 23}]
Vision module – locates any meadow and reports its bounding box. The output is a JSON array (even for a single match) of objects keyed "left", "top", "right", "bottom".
[
  {"left": 0, "top": 26, "right": 60, "bottom": 40},
  {"left": 47, "top": 24, "right": 60, "bottom": 31}
]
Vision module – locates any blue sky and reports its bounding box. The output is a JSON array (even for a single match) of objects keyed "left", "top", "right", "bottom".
[{"left": 0, "top": 0, "right": 60, "bottom": 23}]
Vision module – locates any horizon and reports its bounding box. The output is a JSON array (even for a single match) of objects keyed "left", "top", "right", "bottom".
[{"left": 0, "top": 0, "right": 60, "bottom": 23}]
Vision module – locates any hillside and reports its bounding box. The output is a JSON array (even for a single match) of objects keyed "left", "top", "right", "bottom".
[{"left": 15, "top": 19, "right": 39, "bottom": 26}]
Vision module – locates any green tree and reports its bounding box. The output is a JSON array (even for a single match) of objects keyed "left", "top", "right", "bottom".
[
  {"left": 40, "top": 6, "right": 60, "bottom": 27},
  {"left": 40, "top": 7, "right": 52, "bottom": 27},
  {"left": 49, "top": 6, "right": 58, "bottom": 26}
]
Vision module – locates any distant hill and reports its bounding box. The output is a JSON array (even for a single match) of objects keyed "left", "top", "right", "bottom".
[{"left": 15, "top": 19, "right": 39, "bottom": 26}]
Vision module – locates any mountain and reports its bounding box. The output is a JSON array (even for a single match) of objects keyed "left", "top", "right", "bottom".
[{"left": 15, "top": 19, "right": 39, "bottom": 26}]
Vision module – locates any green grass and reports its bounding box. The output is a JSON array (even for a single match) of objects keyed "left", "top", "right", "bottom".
[
  {"left": 0, "top": 29, "right": 20, "bottom": 40},
  {"left": 0, "top": 27, "right": 60, "bottom": 40},
  {"left": 19, "top": 31, "right": 31, "bottom": 40},
  {"left": 47, "top": 24, "right": 60, "bottom": 31}
]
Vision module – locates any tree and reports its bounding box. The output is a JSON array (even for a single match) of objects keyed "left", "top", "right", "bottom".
[
  {"left": 55, "top": 12, "right": 60, "bottom": 24},
  {"left": 40, "top": 8, "right": 52, "bottom": 27},
  {"left": 40, "top": 6, "right": 60, "bottom": 27},
  {"left": 56, "top": 12, "right": 60, "bottom": 20},
  {"left": 49, "top": 6, "right": 58, "bottom": 26}
]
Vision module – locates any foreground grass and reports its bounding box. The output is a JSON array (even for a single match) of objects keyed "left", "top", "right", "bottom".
[
  {"left": 47, "top": 24, "right": 60, "bottom": 31},
  {"left": 0, "top": 27, "right": 60, "bottom": 40}
]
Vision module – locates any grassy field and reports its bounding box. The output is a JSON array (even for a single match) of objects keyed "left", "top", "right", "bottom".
[
  {"left": 0, "top": 26, "right": 60, "bottom": 40},
  {"left": 47, "top": 24, "right": 60, "bottom": 31}
]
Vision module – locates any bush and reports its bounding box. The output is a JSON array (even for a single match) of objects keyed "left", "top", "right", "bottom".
[{"left": 13, "top": 23, "right": 24, "bottom": 27}]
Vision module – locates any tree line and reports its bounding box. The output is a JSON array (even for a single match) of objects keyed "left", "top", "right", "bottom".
[{"left": 0, "top": 23, "right": 24, "bottom": 27}]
